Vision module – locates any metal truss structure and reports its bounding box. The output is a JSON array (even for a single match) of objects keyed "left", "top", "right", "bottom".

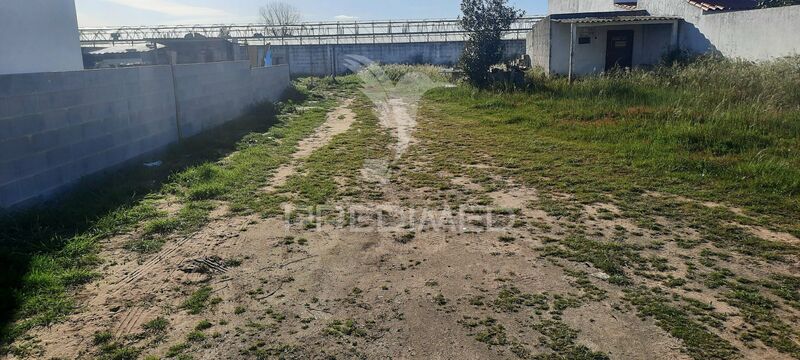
[{"left": 80, "top": 17, "right": 543, "bottom": 46}]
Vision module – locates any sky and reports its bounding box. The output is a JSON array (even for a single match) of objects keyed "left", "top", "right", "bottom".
[{"left": 74, "top": 0, "right": 548, "bottom": 27}]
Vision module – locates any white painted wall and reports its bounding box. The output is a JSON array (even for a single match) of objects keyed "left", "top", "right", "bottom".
[
  {"left": 528, "top": 20, "right": 552, "bottom": 72},
  {"left": 548, "top": 0, "right": 623, "bottom": 14},
  {"left": 548, "top": 22, "right": 673, "bottom": 75},
  {"left": 640, "top": 0, "right": 800, "bottom": 60},
  {"left": 544, "top": 0, "right": 800, "bottom": 62},
  {"left": 701, "top": 7, "right": 800, "bottom": 60},
  {"left": 0, "top": 0, "right": 83, "bottom": 75}
]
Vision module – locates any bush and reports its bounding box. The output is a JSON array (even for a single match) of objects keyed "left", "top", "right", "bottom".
[
  {"left": 525, "top": 55, "right": 800, "bottom": 111},
  {"left": 458, "top": 0, "right": 524, "bottom": 88}
]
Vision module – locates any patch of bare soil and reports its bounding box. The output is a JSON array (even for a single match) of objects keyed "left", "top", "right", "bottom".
[
  {"left": 562, "top": 302, "right": 690, "bottom": 360},
  {"left": 378, "top": 97, "right": 417, "bottom": 159},
  {"left": 23, "top": 214, "right": 257, "bottom": 359},
  {"left": 17, "top": 94, "right": 800, "bottom": 360},
  {"left": 743, "top": 224, "right": 800, "bottom": 245},
  {"left": 263, "top": 98, "right": 357, "bottom": 192}
]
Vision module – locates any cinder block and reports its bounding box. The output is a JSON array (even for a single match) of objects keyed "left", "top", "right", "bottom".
[
  {"left": 0, "top": 181, "right": 23, "bottom": 208},
  {"left": 0, "top": 94, "right": 38, "bottom": 119},
  {"left": 70, "top": 133, "right": 114, "bottom": 160},
  {"left": 0, "top": 113, "right": 44, "bottom": 141},
  {"left": 41, "top": 108, "right": 70, "bottom": 132},
  {"left": 0, "top": 136, "right": 32, "bottom": 163},
  {"left": 44, "top": 145, "right": 75, "bottom": 169},
  {"left": 0, "top": 73, "right": 40, "bottom": 97},
  {"left": 1, "top": 152, "right": 48, "bottom": 185}
]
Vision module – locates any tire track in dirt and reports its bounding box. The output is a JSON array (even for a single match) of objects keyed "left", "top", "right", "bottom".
[
  {"left": 19, "top": 100, "right": 361, "bottom": 359},
  {"left": 114, "top": 307, "right": 150, "bottom": 337},
  {"left": 263, "top": 98, "right": 357, "bottom": 193},
  {"left": 111, "top": 235, "right": 194, "bottom": 294},
  {"left": 112, "top": 99, "right": 357, "bottom": 294},
  {"left": 378, "top": 97, "right": 417, "bottom": 160}
]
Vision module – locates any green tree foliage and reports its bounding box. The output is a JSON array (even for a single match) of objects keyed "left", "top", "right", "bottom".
[{"left": 458, "top": 0, "right": 524, "bottom": 88}]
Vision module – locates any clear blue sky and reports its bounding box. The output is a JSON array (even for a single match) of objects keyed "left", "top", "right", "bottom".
[{"left": 75, "top": 0, "right": 548, "bottom": 26}]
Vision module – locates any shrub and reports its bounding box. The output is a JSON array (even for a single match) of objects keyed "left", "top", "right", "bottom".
[{"left": 459, "top": 0, "right": 524, "bottom": 88}]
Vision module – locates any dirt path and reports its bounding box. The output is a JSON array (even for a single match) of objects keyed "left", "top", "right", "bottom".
[
  {"left": 18, "top": 98, "right": 360, "bottom": 359},
  {"left": 263, "top": 99, "right": 357, "bottom": 192},
  {"left": 378, "top": 97, "right": 417, "bottom": 159},
  {"left": 15, "top": 87, "right": 799, "bottom": 360},
  {"left": 18, "top": 94, "right": 690, "bottom": 360}
]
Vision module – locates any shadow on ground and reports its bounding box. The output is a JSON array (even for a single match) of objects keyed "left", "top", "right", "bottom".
[{"left": 0, "top": 99, "right": 286, "bottom": 347}]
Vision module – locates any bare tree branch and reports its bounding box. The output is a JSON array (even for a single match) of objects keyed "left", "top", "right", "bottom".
[{"left": 259, "top": 1, "right": 302, "bottom": 37}]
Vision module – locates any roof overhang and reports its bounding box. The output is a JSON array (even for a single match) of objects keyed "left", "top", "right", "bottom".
[{"left": 552, "top": 13, "right": 681, "bottom": 27}]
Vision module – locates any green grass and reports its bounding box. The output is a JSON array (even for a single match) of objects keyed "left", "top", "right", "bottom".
[
  {"left": 421, "top": 56, "right": 800, "bottom": 236},
  {"left": 0, "top": 78, "right": 350, "bottom": 351},
  {"left": 415, "top": 58, "right": 800, "bottom": 358},
  {"left": 194, "top": 320, "right": 212, "bottom": 331},
  {"left": 181, "top": 286, "right": 214, "bottom": 315},
  {"left": 142, "top": 317, "right": 170, "bottom": 333},
  {"left": 624, "top": 288, "right": 739, "bottom": 360},
  {"left": 323, "top": 319, "right": 367, "bottom": 337},
  {"left": 371, "top": 63, "right": 450, "bottom": 84},
  {"left": 493, "top": 286, "right": 548, "bottom": 313},
  {"left": 540, "top": 235, "right": 648, "bottom": 284},
  {"left": 281, "top": 93, "right": 392, "bottom": 206},
  {"left": 0, "top": 102, "right": 281, "bottom": 349},
  {"left": 165, "top": 342, "right": 189, "bottom": 358},
  {"left": 532, "top": 320, "right": 610, "bottom": 359}
]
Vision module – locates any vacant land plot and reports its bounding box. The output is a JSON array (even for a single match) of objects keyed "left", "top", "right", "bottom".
[{"left": 1, "top": 60, "right": 799, "bottom": 359}]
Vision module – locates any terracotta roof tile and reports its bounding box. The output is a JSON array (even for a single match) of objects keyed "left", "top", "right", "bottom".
[{"left": 686, "top": 0, "right": 758, "bottom": 11}]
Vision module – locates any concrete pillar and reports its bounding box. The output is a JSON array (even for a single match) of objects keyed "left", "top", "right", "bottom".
[
  {"left": 569, "top": 23, "right": 577, "bottom": 83},
  {"left": 670, "top": 20, "right": 680, "bottom": 51}
]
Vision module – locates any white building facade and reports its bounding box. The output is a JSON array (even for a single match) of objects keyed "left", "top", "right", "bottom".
[
  {"left": 0, "top": 0, "right": 84, "bottom": 75},
  {"left": 529, "top": 0, "right": 800, "bottom": 76}
]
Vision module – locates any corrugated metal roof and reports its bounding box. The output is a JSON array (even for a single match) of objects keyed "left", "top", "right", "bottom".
[
  {"left": 686, "top": 0, "right": 758, "bottom": 11},
  {"left": 553, "top": 15, "right": 681, "bottom": 24},
  {"left": 90, "top": 43, "right": 164, "bottom": 55}
]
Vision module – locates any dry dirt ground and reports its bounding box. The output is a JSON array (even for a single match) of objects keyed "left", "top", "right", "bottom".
[{"left": 10, "top": 89, "right": 800, "bottom": 360}]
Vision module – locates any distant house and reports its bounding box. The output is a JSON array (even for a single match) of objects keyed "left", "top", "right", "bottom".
[
  {"left": 84, "top": 36, "right": 271, "bottom": 69},
  {"left": 84, "top": 43, "right": 167, "bottom": 69},
  {"left": 528, "top": 0, "right": 800, "bottom": 77}
]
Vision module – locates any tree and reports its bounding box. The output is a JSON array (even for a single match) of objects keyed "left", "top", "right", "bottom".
[
  {"left": 260, "top": 2, "right": 302, "bottom": 37},
  {"left": 458, "top": 0, "right": 524, "bottom": 88},
  {"left": 218, "top": 26, "right": 231, "bottom": 39}
]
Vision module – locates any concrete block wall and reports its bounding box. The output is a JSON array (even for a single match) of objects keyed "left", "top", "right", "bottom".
[
  {"left": 0, "top": 66, "right": 178, "bottom": 207},
  {"left": 251, "top": 65, "right": 291, "bottom": 105},
  {"left": 172, "top": 61, "right": 252, "bottom": 138},
  {"left": 528, "top": 20, "right": 552, "bottom": 72},
  {"left": 0, "top": 64, "right": 290, "bottom": 208},
  {"left": 272, "top": 40, "right": 527, "bottom": 76}
]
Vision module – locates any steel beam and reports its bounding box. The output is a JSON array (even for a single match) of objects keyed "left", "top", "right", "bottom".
[{"left": 79, "top": 17, "right": 544, "bottom": 46}]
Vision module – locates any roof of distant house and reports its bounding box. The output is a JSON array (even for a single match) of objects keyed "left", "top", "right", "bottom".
[
  {"left": 552, "top": 14, "right": 681, "bottom": 24},
  {"left": 615, "top": 2, "right": 639, "bottom": 10},
  {"left": 550, "top": 10, "right": 681, "bottom": 24},
  {"left": 90, "top": 43, "right": 164, "bottom": 55},
  {"left": 686, "top": 0, "right": 758, "bottom": 11}
]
